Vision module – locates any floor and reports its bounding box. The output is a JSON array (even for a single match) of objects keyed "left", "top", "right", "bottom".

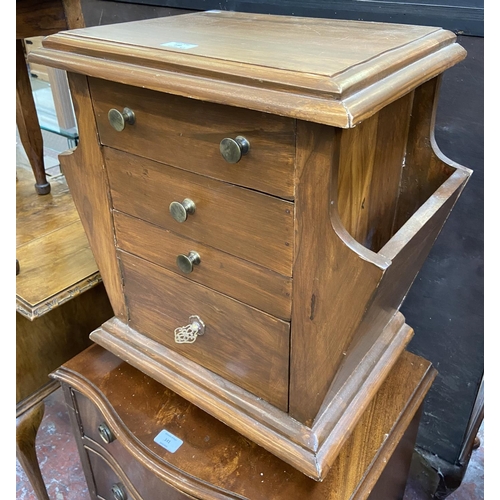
[{"left": 16, "top": 71, "right": 484, "bottom": 500}]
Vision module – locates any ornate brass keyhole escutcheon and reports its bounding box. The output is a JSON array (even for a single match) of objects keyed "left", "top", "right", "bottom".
[
  {"left": 176, "top": 251, "right": 200, "bottom": 274},
  {"left": 108, "top": 107, "right": 135, "bottom": 131},
  {"left": 174, "top": 315, "right": 206, "bottom": 344},
  {"left": 169, "top": 198, "right": 196, "bottom": 223},
  {"left": 219, "top": 136, "right": 250, "bottom": 163}
]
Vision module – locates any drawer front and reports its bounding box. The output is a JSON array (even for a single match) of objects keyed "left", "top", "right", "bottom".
[
  {"left": 89, "top": 77, "right": 296, "bottom": 199},
  {"left": 119, "top": 251, "right": 290, "bottom": 411},
  {"left": 87, "top": 441, "right": 192, "bottom": 500},
  {"left": 106, "top": 147, "right": 294, "bottom": 277},
  {"left": 114, "top": 212, "right": 292, "bottom": 320},
  {"left": 74, "top": 391, "right": 192, "bottom": 500}
]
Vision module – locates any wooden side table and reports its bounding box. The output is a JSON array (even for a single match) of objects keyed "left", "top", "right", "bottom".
[
  {"left": 29, "top": 11, "right": 471, "bottom": 480},
  {"left": 16, "top": 159, "right": 113, "bottom": 499},
  {"left": 53, "top": 344, "right": 436, "bottom": 500}
]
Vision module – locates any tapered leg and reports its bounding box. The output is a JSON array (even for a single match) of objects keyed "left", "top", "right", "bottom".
[
  {"left": 16, "top": 39, "right": 50, "bottom": 195},
  {"left": 16, "top": 402, "right": 50, "bottom": 500}
]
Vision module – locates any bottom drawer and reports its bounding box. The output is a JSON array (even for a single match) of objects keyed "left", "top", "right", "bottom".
[
  {"left": 119, "top": 250, "right": 290, "bottom": 410},
  {"left": 73, "top": 389, "right": 193, "bottom": 500},
  {"left": 86, "top": 445, "right": 191, "bottom": 500}
]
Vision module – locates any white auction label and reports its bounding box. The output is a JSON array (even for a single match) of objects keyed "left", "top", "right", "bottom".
[
  {"left": 161, "top": 42, "right": 198, "bottom": 50},
  {"left": 154, "top": 429, "right": 183, "bottom": 453}
]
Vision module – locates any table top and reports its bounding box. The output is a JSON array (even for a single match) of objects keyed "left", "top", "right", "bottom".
[
  {"left": 29, "top": 11, "right": 466, "bottom": 128},
  {"left": 16, "top": 159, "right": 100, "bottom": 320}
]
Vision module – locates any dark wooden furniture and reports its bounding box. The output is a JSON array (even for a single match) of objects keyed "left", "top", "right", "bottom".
[
  {"left": 16, "top": 159, "right": 113, "bottom": 498},
  {"left": 16, "top": 0, "right": 84, "bottom": 194},
  {"left": 53, "top": 344, "right": 436, "bottom": 500},
  {"left": 29, "top": 12, "right": 471, "bottom": 480}
]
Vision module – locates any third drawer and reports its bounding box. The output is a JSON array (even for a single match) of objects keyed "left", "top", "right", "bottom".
[{"left": 114, "top": 211, "right": 292, "bottom": 320}]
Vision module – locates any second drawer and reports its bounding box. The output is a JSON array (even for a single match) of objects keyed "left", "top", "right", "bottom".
[{"left": 105, "top": 147, "right": 294, "bottom": 277}]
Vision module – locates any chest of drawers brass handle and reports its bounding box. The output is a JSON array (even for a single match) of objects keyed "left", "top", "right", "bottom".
[
  {"left": 169, "top": 198, "right": 196, "bottom": 223},
  {"left": 219, "top": 136, "right": 250, "bottom": 163},
  {"left": 108, "top": 107, "right": 135, "bottom": 131},
  {"left": 176, "top": 251, "right": 200, "bottom": 274},
  {"left": 97, "top": 422, "right": 115, "bottom": 444},
  {"left": 111, "top": 483, "right": 127, "bottom": 500}
]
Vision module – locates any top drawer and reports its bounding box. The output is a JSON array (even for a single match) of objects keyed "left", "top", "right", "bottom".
[{"left": 89, "top": 77, "right": 296, "bottom": 199}]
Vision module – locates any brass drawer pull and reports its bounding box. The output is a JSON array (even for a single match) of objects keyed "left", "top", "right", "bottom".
[
  {"left": 97, "top": 422, "right": 115, "bottom": 444},
  {"left": 108, "top": 107, "right": 135, "bottom": 131},
  {"left": 220, "top": 136, "right": 250, "bottom": 163},
  {"left": 111, "top": 483, "right": 127, "bottom": 500},
  {"left": 174, "top": 315, "right": 205, "bottom": 344},
  {"left": 169, "top": 198, "right": 196, "bottom": 223},
  {"left": 176, "top": 251, "right": 200, "bottom": 274}
]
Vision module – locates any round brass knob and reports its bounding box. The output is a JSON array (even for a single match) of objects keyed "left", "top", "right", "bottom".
[
  {"left": 108, "top": 107, "right": 135, "bottom": 131},
  {"left": 98, "top": 422, "right": 115, "bottom": 444},
  {"left": 219, "top": 136, "right": 250, "bottom": 163},
  {"left": 111, "top": 483, "right": 127, "bottom": 500},
  {"left": 176, "top": 251, "right": 201, "bottom": 274},
  {"left": 169, "top": 198, "right": 196, "bottom": 223}
]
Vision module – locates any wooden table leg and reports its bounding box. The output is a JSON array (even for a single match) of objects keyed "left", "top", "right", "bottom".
[
  {"left": 16, "top": 39, "right": 50, "bottom": 195},
  {"left": 16, "top": 401, "right": 50, "bottom": 500}
]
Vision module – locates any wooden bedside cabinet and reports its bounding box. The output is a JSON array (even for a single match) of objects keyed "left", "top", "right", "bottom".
[
  {"left": 53, "top": 343, "right": 437, "bottom": 500},
  {"left": 30, "top": 11, "right": 471, "bottom": 480}
]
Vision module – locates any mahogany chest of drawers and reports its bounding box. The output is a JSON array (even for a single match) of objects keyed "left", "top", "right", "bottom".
[
  {"left": 53, "top": 343, "right": 436, "bottom": 500},
  {"left": 30, "top": 11, "right": 471, "bottom": 480}
]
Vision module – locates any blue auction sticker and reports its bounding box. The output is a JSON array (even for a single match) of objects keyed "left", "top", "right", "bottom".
[{"left": 154, "top": 429, "right": 183, "bottom": 453}]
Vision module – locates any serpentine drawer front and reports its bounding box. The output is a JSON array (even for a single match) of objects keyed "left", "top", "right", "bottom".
[
  {"left": 71, "top": 390, "right": 191, "bottom": 500},
  {"left": 31, "top": 11, "right": 471, "bottom": 480}
]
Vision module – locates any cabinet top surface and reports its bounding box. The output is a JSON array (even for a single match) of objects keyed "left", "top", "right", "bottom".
[
  {"left": 49, "top": 12, "right": 442, "bottom": 76},
  {"left": 31, "top": 11, "right": 466, "bottom": 127}
]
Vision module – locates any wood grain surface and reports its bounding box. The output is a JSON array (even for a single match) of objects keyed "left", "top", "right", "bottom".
[
  {"left": 15, "top": 162, "right": 102, "bottom": 318},
  {"left": 90, "top": 77, "right": 296, "bottom": 199},
  {"left": 120, "top": 251, "right": 290, "bottom": 410},
  {"left": 16, "top": 165, "right": 79, "bottom": 247},
  {"left": 16, "top": 0, "right": 84, "bottom": 39},
  {"left": 16, "top": 220, "right": 98, "bottom": 310},
  {"left": 337, "top": 92, "right": 414, "bottom": 252},
  {"left": 16, "top": 284, "right": 111, "bottom": 404},
  {"left": 16, "top": 403, "right": 50, "bottom": 500},
  {"left": 393, "top": 76, "right": 463, "bottom": 232},
  {"left": 114, "top": 212, "right": 292, "bottom": 319},
  {"left": 25, "top": 11, "right": 472, "bottom": 484},
  {"left": 54, "top": 344, "right": 436, "bottom": 499},
  {"left": 29, "top": 12, "right": 466, "bottom": 127},
  {"left": 60, "top": 72, "right": 127, "bottom": 319},
  {"left": 105, "top": 147, "right": 294, "bottom": 276},
  {"left": 289, "top": 121, "right": 389, "bottom": 425}
]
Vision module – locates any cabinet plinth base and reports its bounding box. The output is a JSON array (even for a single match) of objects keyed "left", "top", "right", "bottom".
[{"left": 90, "top": 312, "right": 414, "bottom": 480}]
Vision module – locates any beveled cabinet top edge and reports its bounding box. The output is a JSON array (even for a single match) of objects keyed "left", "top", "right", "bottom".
[{"left": 28, "top": 11, "right": 466, "bottom": 127}]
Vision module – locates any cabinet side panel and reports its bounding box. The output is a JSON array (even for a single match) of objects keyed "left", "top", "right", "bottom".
[
  {"left": 59, "top": 72, "right": 127, "bottom": 319},
  {"left": 393, "top": 76, "right": 456, "bottom": 233},
  {"left": 337, "top": 92, "right": 414, "bottom": 252},
  {"left": 289, "top": 121, "right": 385, "bottom": 425}
]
